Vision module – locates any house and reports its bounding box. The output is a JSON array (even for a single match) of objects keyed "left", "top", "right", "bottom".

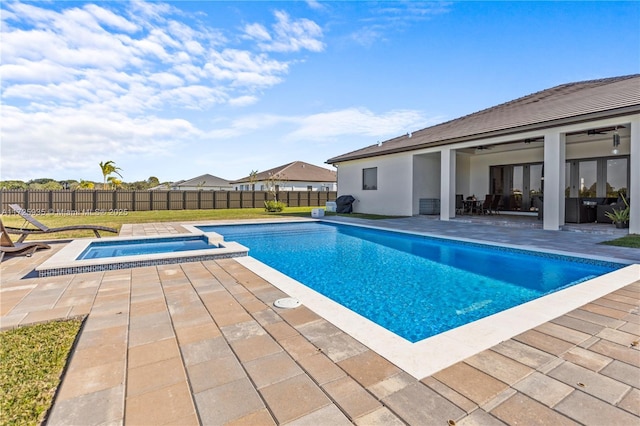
[
  {"left": 327, "top": 75, "right": 639, "bottom": 233},
  {"left": 232, "top": 161, "right": 337, "bottom": 192},
  {"left": 171, "top": 174, "right": 233, "bottom": 191}
]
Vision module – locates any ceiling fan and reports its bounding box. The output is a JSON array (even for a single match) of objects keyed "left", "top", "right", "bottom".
[
  {"left": 586, "top": 126, "right": 624, "bottom": 136},
  {"left": 587, "top": 129, "right": 608, "bottom": 135}
]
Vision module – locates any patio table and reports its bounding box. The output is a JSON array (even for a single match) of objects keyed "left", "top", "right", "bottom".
[{"left": 462, "top": 199, "right": 481, "bottom": 214}]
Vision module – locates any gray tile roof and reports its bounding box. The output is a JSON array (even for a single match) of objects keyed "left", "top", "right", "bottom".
[
  {"left": 327, "top": 74, "right": 640, "bottom": 163},
  {"left": 233, "top": 161, "right": 337, "bottom": 183},
  {"left": 176, "top": 174, "right": 232, "bottom": 188}
]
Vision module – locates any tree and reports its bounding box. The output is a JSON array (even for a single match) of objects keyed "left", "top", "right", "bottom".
[
  {"left": 107, "top": 176, "right": 122, "bottom": 189},
  {"left": 249, "top": 170, "right": 258, "bottom": 191},
  {"left": 59, "top": 179, "right": 78, "bottom": 190},
  {"left": 29, "top": 181, "right": 63, "bottom": 190},
  {"left": 147, "top": 176, "right": 160, "bottom": 187},
  {"left": 28, "top": 178, "right": 57, "bottom": 185},
  {"left": 78, "top": 180, "right": 95, "bottom": 189},
  {"left": 99, "top": 161, "right": 123, "bottom": 189},
  {"left": 265, "top": 172, "right": 287, "bottom": 202},
  {"left": 0, "top": 180, "right": 28, "bottom": 189}
]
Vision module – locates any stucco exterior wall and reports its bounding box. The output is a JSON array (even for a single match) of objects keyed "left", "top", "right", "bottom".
[
  {"left": 456, "top": 153, "right": 471, "bottom": 197},
  {"left": 177, "top": 185, "right": 233, "bottom": 191},
  {"left": 336, "top": 154, "right": 413, "bottom": 216},
  {"left": 412, "top": 154, "right": 440, "bottom": 215},
  {"left": 237, "top": 181, "right": 336, "bottom": 191}
]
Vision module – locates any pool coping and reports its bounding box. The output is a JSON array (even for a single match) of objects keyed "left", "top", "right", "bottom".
[
  {"left": 35, "top": 232, "right": 249, "bottom": 277},
  {"left": 184, "top": 218, "right": 640, "bottom": 379}
]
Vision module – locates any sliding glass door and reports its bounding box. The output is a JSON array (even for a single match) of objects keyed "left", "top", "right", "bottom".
[
  {"left": 489, "top": 156, "right": 629, "bottom": 217},
  {"left": 566, "top": 156, "right": 629, "bottom": 199},
  {"left": 490, "top": 163, "right": 543, "bottom": 212}
]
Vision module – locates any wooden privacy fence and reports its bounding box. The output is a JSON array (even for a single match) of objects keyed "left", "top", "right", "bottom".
[{"left": 0, "top": 190, "right": 338, "bottom": 213}]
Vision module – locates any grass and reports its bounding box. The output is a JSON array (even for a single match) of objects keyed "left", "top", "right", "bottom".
[
  {"left": 1, "top": 207, "right": 398, "bottom": 241},
  {"left": 601, "top": 234, "right": 640, "bottom": 248},
  {"left": 0, "top": 319, "right": 83, "bottom": 426}
]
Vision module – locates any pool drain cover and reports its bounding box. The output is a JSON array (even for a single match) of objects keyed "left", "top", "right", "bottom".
[{"left": 274, "top": 297, "right": 301, "bottom": 309}]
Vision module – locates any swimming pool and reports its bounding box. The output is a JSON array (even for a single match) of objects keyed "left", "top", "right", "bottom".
[{"left": 196, "top": 221, "right": 622, "bottom": 342}]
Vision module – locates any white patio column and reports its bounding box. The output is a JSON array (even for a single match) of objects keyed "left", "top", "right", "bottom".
[
  {"left": 629, "top": 116, "right": 640, "bottom": 234},
  {"left": 440, "top": 147, "right": 456, "bottom": 220},
  {"left": 543, "top": 132, "right": 566, "bottom": 230}
]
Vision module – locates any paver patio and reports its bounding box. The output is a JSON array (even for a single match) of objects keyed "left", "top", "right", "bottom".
[{"left": 1, "top": 217, "right": 638, "bottom": 425}]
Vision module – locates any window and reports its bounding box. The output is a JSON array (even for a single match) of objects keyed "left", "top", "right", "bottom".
[
  {"left": 578, "top": 160, "right": 597, "bottom": 197},
  {"left": 606, "top": 158, "right": 628, "bottom": 196},
  {"left": 307, "top": 185, "right": 313, "bottom": 191},
  {"left": 362, "top": 167, "right": 377, "bottom": 190}
]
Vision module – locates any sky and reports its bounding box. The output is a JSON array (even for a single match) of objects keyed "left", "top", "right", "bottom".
[{"left": 1, "top": 1, "right": 639, "bottom": 184}]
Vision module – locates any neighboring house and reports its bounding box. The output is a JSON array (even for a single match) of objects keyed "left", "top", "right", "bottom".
[
  {"left": 327, "top": 75, "right": 639, "bottom": 233},
  {"left": 149, "top": 182, "right": 174, "bottom": 190},
  {"left": 232, "top": 161, "right": 337, "bottom": 192},
  {"left": 170, "top": 174, "right": 233, "bottom": 191}
]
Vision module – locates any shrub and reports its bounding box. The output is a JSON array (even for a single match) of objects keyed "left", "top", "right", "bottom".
[{"left": 264, "top": 200, "right": 287, "bottom": 212}]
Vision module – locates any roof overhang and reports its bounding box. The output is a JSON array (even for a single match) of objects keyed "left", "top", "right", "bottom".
[{"left": 327, "top": 104, "right": 640, "bottom": 164}]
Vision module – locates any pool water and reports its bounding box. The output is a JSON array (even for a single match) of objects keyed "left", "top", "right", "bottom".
[
  {"left": 198, "top": 222, "right": 621, "bottom": 342},
  {"left": 77, "top": 236, "right": 214, "bottom": 260}
]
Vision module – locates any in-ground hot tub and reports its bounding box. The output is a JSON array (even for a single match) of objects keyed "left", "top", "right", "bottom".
[{"left": 36, "top": 232, "right": 248, "bottom": 277}]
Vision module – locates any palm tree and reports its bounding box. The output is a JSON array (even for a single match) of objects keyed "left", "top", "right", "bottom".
[
  {"left": 107, "top": 176, "right": 122, "bottom": 189},
  {"left": 99, "top": 161, "right": 123, "bottom": 189}
]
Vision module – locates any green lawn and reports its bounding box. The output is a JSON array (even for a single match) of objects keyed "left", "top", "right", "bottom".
[
  {"left": 600, "top": 234, "right": 640, "bottom": 248},
  {"left": 0, "top": 319, "right": 83, "bottom": 426},
  {"left": 1, "top": 207, "right": 398, "bottom": 241}
]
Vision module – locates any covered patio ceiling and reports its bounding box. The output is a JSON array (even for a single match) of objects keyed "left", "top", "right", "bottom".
[{"left": 458, "top": 124, "right": 630, "bottom": 155}]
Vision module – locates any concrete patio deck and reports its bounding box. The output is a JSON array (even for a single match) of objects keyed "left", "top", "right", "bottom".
[{"left": 1, "top": 217, "right": 638, "bottom": 425}]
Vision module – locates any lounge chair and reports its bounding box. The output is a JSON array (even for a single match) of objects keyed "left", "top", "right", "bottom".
[
  {"left": 6, "top": 204, "right": 117, "bottom": 242},
  {"left": 1, "top": 220, "right": 50, "bottom": 262}
]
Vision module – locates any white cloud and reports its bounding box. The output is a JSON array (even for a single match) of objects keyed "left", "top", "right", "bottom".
[
  {"left": 305, "top": 1, "right": 325, "bottom": 11},
  {"left": 349, "top": 1, "right": 453, "bottom": 47},
  {"left": 202, "top": 108, "right": 431, "bottom": 143},
  {"left": 0, "top": 60, "right": 77, "bottom": 84},
  {"left": 0, "top": 105, "right": 199, "bottom": 179},
  {"left": 148, "top": 72, "right": 184, "bottom": 88},
  {"left": 376, "top": 1, "right": 453, "bottom": 20},
  {"left": 286, "top": 108, "right": 431, "bottom": 141},
  {"left": 245, "top": 10, "right": 324, "bottom": 53},
  {"left": 229, "top": 95, "right": 259, "bottom": 107},
  {"left": 206, "top": 49, "right": 288, "bottom": 87},
  {"left": 84, "top": 4, "right": 139, "bottom": 33},
  {"left": 0, "top": 1, "right": 324, "bottom": 180},
  {"left": 244, "top": 22, "right": 271, "bottom": 42}
]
